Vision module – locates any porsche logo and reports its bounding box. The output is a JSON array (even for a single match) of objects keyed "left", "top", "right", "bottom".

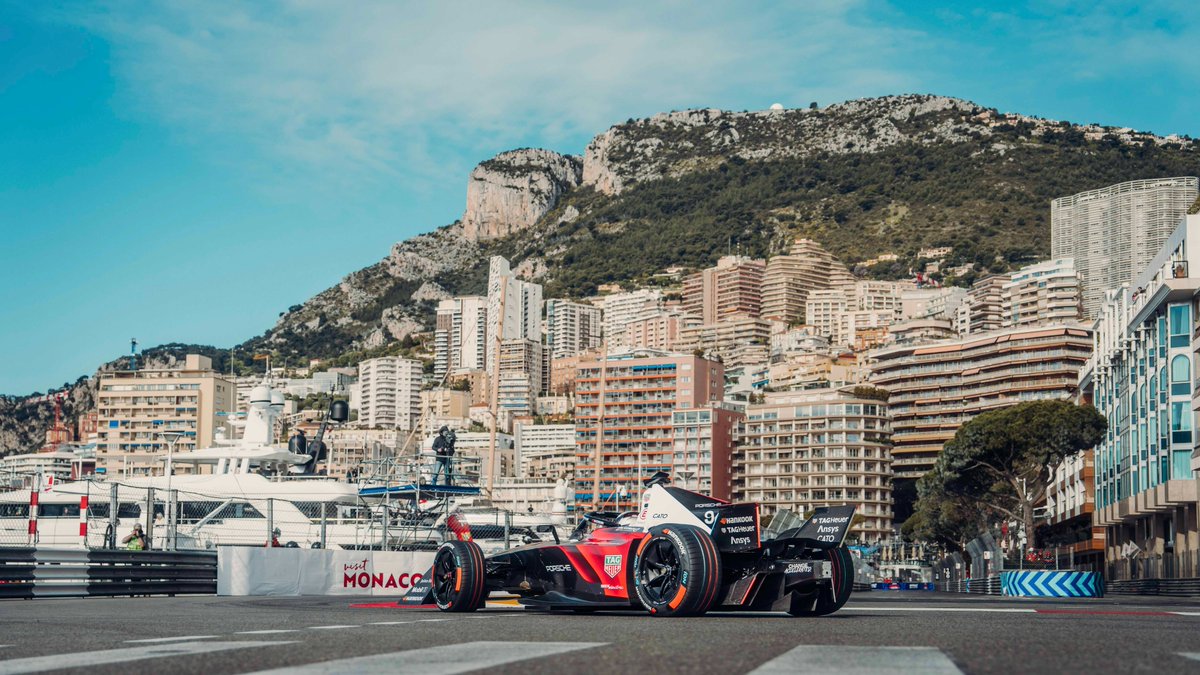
[{"left": 604, "top": 554, "right": 622, "bottom": 578}]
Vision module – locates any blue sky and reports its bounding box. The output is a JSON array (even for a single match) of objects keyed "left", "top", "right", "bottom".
[{"left": 2, "top": 1, "right": 1198, "bottom": 395}]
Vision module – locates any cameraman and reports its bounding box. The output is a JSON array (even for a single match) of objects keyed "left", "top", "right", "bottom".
[{"left": 432, "top": 426, "right": 456, "bottom": 486}]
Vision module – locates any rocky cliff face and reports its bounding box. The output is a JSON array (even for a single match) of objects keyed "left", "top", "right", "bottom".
[
  {"left": 461, "top": 149, "right": 583, "bottom": 240},
  {"left": 581, "top": 96, "right": 989, "bottom": 195},
  {"left": 252, "top": 223, "right": 485, "bottom": 355}
]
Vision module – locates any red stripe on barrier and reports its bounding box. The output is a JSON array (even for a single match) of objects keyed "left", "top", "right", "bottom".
[
  {"left": 80, "top": 496, "right": 89, "bottom": 509},
  {"left": 28, "top": 520, "right": 37, "bottom": 535},
  {"left": 79, "top": 523, "right": 88, "bottom": 536},
  {"left": 29, "top": 492, "right": 38, "bottom": 507}
]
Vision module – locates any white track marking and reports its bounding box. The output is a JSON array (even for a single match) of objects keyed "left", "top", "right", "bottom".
[
  {"left": 125, "top": 635, "right": 219, "bottom": 643},
  {"left": 749, "top": 645, "right": 963, "bottom": 675},
  {"left": 244, "top": 641, "right": 606, "bottom": 675},
  {"left": 415, "top": 618, "right": 452, "bottom": 622},
  {"left": 367, "top": 621, "right": 416, "bottom": 626},
  {"left": 236, "top": 630, "right": 301, "bottom": 635},
  {"left": 843, "top": 606, "right": 1036, "bottom": 613},
  {"left": 0, "top": 641, "right": 291, "bottom": 675},
  {"left": 1172, "top": 612, "right": 1200, "bottom": 616},
  {"left": 1180, "top": 652, "right": 1200, "bottom": 662},
  {"left": 307, "top": 625, "right": 359, "bottom": 630}
]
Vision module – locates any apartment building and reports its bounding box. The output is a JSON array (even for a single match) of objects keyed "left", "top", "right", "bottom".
[
  {"left": 676, "top": 315, "right": 780, "bottom": 368},
  {"left": 95, "top": 354, "right": 233, "bottom": 475},
  {"left": 622, "top": 310, "right": 700, "bottom": 351},
  {"left": 546, "top": 299, "right": 602, "bottom": 360},
  {"left": 434, "top": 296, "right": 487, "bottom": 377},
  {"left": 357, "top": 356, "right": 423, "bottom": 430},
  {"left": 594, "top": 289, "right": 663, "bottom": 343},
  {"left": 671, "top": 403, "right": 744, "bottom": 500},
  {"left": 1003, "top": 258, "right": 1084, "bottom": 328},
  {"left": 486, "top": 256, "right": 543, "bottom": 373},
  {"left": 761, "top": 238, "right": 855, "bottom": 323},
  {"left": 573, "top": 349, "right": 725, "bottom": 510},
  {"left": 959, "top": 275, "right": 1007, "bottom": 335},
  {"left": 735, "top": 388, "right": 893, "bottom": 540},
  {"left": 869, "top": 324, "right": 1092, "bottom": 480},
  {"left": 1082, "top": 212, "right": 1200, "bottom": 576},
  {"left": 682, "top": 255, "right": 766, "bottom": 323},
  {"left": 514, "top": 422, "right": 576, "bottom": 479},
  {"left": 1051, "top": 176, "right": 1199, "bottom": 319},
  {"left": 419, "top": 389, "right": 472, "bottom": 435}
]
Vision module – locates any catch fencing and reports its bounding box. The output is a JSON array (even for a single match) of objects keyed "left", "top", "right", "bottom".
[{"left": 0, "top": 547, "right": 216, "bottom": 598}]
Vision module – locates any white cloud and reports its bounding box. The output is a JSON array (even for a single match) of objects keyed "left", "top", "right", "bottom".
[{"left": 56, "top": 0, "right": 927, "bottom": 188}]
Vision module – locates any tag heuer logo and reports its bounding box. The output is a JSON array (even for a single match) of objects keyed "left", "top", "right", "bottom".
[{"left": 604, "top": 554, "right": 622, "bottom": 578}]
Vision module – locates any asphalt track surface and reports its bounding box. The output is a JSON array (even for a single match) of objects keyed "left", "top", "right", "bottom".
[{"left": 2, "top": 592, "right": 1199, "bottom": 674}]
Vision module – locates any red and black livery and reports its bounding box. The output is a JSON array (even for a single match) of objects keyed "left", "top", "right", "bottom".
[{"left": 430, "top": 473, "right": 857, "bottom": 617}]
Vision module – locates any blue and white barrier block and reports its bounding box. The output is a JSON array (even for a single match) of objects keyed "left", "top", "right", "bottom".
[{"left": 1000, "top": 570, "right": 1104, "bottom": 598}]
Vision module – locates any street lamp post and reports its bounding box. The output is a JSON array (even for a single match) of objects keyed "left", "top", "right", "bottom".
[{"left": 157, "top": 431, "right": 186, "bottom": 551}]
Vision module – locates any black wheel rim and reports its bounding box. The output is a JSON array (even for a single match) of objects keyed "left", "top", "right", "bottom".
[
  {"left": 432, "top": 548, "right": 458, "bottom": 604},
  {"left": 638, "top": 537, "right": 681, "bottom": 603}
]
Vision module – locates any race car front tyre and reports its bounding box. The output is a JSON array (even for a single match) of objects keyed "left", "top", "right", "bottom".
[
  {"left": 431, "top": 539, "right": 487, "bottom": 612},
  {"left": 633, "top": 524, "right": 723, "bottom": 617},
  {"left": 787, "top": 544, "right": 854, "bottom": 617}
]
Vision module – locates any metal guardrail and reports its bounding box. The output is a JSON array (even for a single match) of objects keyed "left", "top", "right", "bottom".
[
  {"left": 1107, "top": 578, "right": 1200, "bottom": 597},
  {"left": 938, "top": 575, "right": 1002, "bottom": 595},
  {"left": 0, "top": 547, "right": 216, "bottom": 598}
]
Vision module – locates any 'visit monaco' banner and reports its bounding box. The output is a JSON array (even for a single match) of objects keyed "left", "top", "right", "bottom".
[{"left": 218, "top": 546, "right": 435, "bottom": 596}]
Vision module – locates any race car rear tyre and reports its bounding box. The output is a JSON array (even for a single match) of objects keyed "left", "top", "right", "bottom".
[
  {"left": 431, "top": 539, "right": 487, "bottom": 612},
  {"left": 787, "top": 545, "right": 854, "bottom": 617},
  {"left": 633, "top": 524, "right": 722, "bottom": 617}
]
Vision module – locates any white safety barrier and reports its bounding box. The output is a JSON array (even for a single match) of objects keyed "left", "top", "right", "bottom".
[{"left": 217, "top": 547, "right": 435, "bottom": 596}]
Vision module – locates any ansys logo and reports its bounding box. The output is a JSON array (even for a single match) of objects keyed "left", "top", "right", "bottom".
[{"left": 604, "top": 554, "right": 622, "bottom": 578}]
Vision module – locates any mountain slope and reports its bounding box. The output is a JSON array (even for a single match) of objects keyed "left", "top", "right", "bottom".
[
  {"left": 260, "top": 94, "right": 1197, "bottom": 358},
  {"left": 4, "top": 94, "right": 1199, "bottom": 453}
]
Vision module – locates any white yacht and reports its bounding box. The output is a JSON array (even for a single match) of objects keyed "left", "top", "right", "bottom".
[{"left": 0, "top": 382, "right": 377, "bottom": 550}]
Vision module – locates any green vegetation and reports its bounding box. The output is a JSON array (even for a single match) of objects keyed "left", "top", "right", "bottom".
[
  {"left": 501, "top": 132, "right": 1199, "bottom": 299},
  {"left": 903, "top": 400, "right": 1106, "bottom": 551}
]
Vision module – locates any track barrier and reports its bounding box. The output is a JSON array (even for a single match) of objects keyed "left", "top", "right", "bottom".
[
  {"left": 938, "top": 576, "right": 1002, "bottom": 595},
  {"left": 0, "top": 547, "right": 216, "bottom": 598},
  {"left": 872, "top": 582, "right": 935, "bottom": 591},
  {"left": 1106, "top": 578, "right": 1200, "bottom": 597},
  {"left": 1000, "top": 570, "right": 1104, "bottom": 598},
  {"left": 217, "top": 547, "right": 435, "bottom": 596}
]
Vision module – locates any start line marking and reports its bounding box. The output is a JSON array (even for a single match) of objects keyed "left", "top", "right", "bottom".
[{"left": 0, "top": 641, "right": 291, "bottom": 675}]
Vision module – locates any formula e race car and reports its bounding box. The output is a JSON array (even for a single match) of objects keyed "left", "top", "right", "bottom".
[{"left": 429, "top": 472, "right": 857, "bottom": 617}]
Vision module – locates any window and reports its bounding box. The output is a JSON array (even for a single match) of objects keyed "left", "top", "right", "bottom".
[
  {"left": 1170, "top": 305, "right": 1191, "bottom": 347},
  {"left": 1171, "top": 355, "right": 1191, "bottom": 396},
  {"left": 1170, "top": 401, "right": 1192, "bottom": 444}
]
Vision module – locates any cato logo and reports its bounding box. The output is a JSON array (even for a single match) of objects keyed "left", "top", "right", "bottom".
[{"left": 604, "top": 554, "right": 623, "bottom": 578}]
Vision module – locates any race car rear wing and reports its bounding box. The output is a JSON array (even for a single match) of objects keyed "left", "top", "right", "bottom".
[{"left": 773, "top": 505, "right": 857, "bottom": 550}]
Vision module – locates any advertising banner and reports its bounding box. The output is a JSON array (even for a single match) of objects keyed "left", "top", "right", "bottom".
[{"left": 218, "top": 547, "right": 435, "bottom": 596}]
